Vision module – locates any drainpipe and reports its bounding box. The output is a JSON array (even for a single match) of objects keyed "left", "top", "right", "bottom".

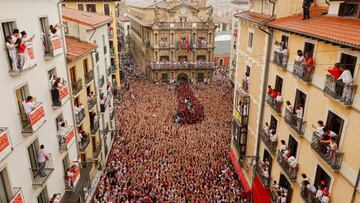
[
  {"left": 351, "top": 168, "right": 360, "bottom": 203},
  {"left": 56, "top": 0, "right": 81, "bottom": 157}
]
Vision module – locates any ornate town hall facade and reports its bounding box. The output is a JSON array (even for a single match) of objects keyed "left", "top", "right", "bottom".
[{"left": 128, "top": 0, "right": 216, "bottom": 83}]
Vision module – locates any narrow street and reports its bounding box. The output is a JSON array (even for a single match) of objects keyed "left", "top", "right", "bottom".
[{"left": 95, "top": 70, "right": 247, "bottom": 201}]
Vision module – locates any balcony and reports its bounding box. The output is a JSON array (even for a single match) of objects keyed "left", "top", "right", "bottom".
[
  {"left": 197, "top": 41, "right": 208, "bottom": 48},
  {"left": 100, "top": 99, "right": 109, "bottom": 113},
  {"left": 272, "top": 51, "right": 287, "bottom": 70},
  {"left": 107, "top": 66, "right": 111, "bottom": 77},
  {"left": 51, "top": 85, "right": 70, "bottom": 108},
  {"left": 0, "top": 128, "right": 12, "bottom": 162},
  {"left": 109, "top": 48, "right": 115, "bottom": 55},
  {"left": 30, "top": 153, "right": 54, "bottom": 186},
  {"left": 284, "top": 109, "right": 305, "bottom": 136},
  {"left": 99, "top": 75, "right": 105, "bottom": 87},
  {"left": 91, "top": 119, "right": 99, "bottom": 135},
  {"left": 102, "top": 124, "right": 109, "bottom": 136},
  {"left": 85, "top": 69, "right": 94, "bottom": 85},
  {"left": 65, "top": 164, "right": 80, "bottom": 191},
  {"left": 79, "top": 138, "right": 90, "bottom": 152},
  {"left": 8, "top": 42, "right": 36, "bottom": 77},
  {"left": 271, "top": 187, "right": 292, "bottom": 203},
  {"left": 301, "top": 183, "right": 320, "bottom": 203},
  {"left": 310, "top": 132, "right": 343, "bottom": 171},
  {"left": 59, "top": 126, "right": 75, "bottom": 152},
  {"left": 88, "top": 98, "right": 97, "bottom": 112},
  {"left": 150, "top": 62, "right": 215, "bottom": 70},
  {"left": 266, "top": 94, "right": 282, "bottom": 114},
  {"left": 61, "top": 163, "right": 91, "bottom": 202},
  {"left": 277, "top": 153, "right": 298, "bottom": 181},
  {"left": 108, "top": 30, "right": 113, "bottom": 38},
  {"left": 9, "top": 187, "right": 24, "bottom": 203},
  {"left": 256, "top": 163, "right": 270, "bottom": 188},
  {"left": 72, "top": 78, "right": 83, "bottom": 96},
  {"left": 158, "top": 41, "right": 170, "bottom": 48},
  {"left": 111, "top": 65, "right": 116, "bottom": 73},
  {"left": 242, "top": 78, "right": 248, "bottom": 92},
  {"left": 260, "top": 130, "right": 277, "bottom": 154},
  {"left": 75, "top": 108, "right": 86, "bottom": 126},
  {"left": 22, "top": 102, "right": 46, "bottom": 134},
  {"left": 292, "top": 61, "right": 314, "bottom": 83},
  {"left": 93, "top": 144, "right": 102, "bottom": 159},
  {"left": 158, "top": 22, "right": 208, "bottom": 29},
  {"left": 43, "top": 35, "right": 63, "bottom": 59},
  {"left": 323, "top": 74, "right": 357, "bottom": 107}
]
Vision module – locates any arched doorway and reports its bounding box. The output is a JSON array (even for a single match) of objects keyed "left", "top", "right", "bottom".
[
  {"left": 218, "top": 58, "right": 224, "bottom": 66},
  {"left": 177, "top": 73, "right": 189, "bottom": 83}
]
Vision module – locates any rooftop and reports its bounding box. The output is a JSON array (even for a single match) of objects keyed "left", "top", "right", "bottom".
[
  {"left": 65, "top": 36, "right": 96, "bottom": 62},
  {"left": 215, "top": 31, "right": 231, "bottom": 55},
  {"left": 62, "top": 7, "right": 112, "bottom": 28},
  {"left": 234, "top": 11, "right": 273, "bottom": 24},
  {"left": 269, "top": 6, "right": 360, "bottom": 49}
]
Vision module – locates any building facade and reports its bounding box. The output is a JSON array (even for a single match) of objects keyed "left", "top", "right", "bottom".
[
  {"left": 127, "top": 0, "right": 216, "bottom": 83},
  {"left": 62, "top": 0, "right": 122, "bottom": 88},
  {"left": 231, "top": 0, "right": 360, "bottom": 202},
  {"left": 0, "top": 1, "right": 79, "bottom": 202},
  {"left": 62, "top": 7, "right": 116, "bottom": 200}
]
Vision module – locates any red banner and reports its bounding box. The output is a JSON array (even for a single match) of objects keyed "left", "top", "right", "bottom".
[
  {"left": 65, "top": 129, "right": 75, "bottom": 144},
  {"left": 0, "top": 133, "right": 10, "bottom": 153},
  {"left": 52, "top": 38, "right": 62, "bottom": 50},
  {"left": 29, "top": 105, "right": 45, "bottom": 126},
  {"left": 71, "top": 167, "right": 80, "bottom": 184},
  {"left": 27, "top": 46, "right": 35, "bottom": 60},
  {"left": 59, "top": 86, "right": 69, "bottom": 100},
  {"left": 10, "top": 192, "right": 23, "bottom": 203}
]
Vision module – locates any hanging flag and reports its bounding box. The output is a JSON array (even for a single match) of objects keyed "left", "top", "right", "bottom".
[
  {"left": 186, "top": 37, "right": 190, "bottom": 53},
  {"left": 190, "top": 36, "right": 194, "bottom": 52}
]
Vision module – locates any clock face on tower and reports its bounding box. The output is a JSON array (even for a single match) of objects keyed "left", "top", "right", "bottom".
[{"left": 180, "top": 7, "right": 187, "bottom": 15}]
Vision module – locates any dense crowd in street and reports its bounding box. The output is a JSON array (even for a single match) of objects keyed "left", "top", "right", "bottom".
[{"left": 94, "top": 53, "right": 249, "bottom": 202}]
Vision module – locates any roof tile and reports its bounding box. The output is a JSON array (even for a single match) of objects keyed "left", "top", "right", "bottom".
[
  {"left": 65, "top": 36, "right": 96, "bottom": 62},
  {"left": 62, "top": 7, "right": 112, "bottom": 28}
]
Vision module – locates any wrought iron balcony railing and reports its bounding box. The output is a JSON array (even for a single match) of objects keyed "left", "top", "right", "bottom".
[
  {"left": 85, "top": 69, "right": 94, "bottom": 85},
  {"left": 72, "top": 78, "right": 83, "bottom": 96},
  {"left": 30, "top": 153, "right": 54, "bottom": 186},
  {"left": 310, "top": 132, "right": 343, "bottom": 171},
  {"left": 261, "top": 130, "right": 277, "bottom": 154},
  {"left": 79, "top": 138, "right": 90, "bottom": 152},
  {"left": 91, "top": 120, "right": 99, "bottom": 135},
  {"left": 272, "top": 51, "right": 288, "bottom": 70},
  {"left": 284, "top": 109, "right": 305, "bottom": 136},
  {"left": 75, "top": 108, "right": 86, "bottom": 126},
  {"left": 256, "top": 163, "right": 270, "bottom": 188},
  {"left": 277, "top": 152, "right": 298, "bottom": 181},
  {"left": 292, "top": 61, "right": 314, "bottom": 83},
  {"left": 266, "top": 94, "right": 282, "bottom": 114},
  {"left": 323, "top": 74, "right": 357, "bottom": 106}
]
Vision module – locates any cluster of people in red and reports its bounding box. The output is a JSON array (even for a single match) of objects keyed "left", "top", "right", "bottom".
[
  {"left": 174, "top": 83, "right": 205, "bottom": 125},
  {"left": 267, "top": 85, "right": 283, "bottom": 112}
]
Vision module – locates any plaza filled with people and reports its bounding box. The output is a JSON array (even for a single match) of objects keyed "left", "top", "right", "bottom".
[{"left": 94, "top": 54, "right": 249, "bottom": 202}]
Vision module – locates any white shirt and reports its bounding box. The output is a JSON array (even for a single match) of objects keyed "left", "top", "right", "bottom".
[
  {"left": 338, "top": 70, "right": 353, "bottom": 84},
  {"left": 276, "top": 95, "right": 283, "bottom": 102},
  {"left": 37, "top": 148, "right": 47, "bottom": 163},
  {"left": 328, "top": 130, "right": 337, "bottom": 139},
  {"left": 295, "top": 55, "right": 305, "bottom": 63},
  {"left": 321, "top": 195, "right": 329, "bottom": 203},
  {"left": 288, "top": 156, "right": 297, "bottom": 168},
  {"left": 58, "top": 126, "right": 67, "bottom": 137},
  {"left": 316, "top": 126, "right": 324, "bottom": 136},
  {"left": 315, "top": 189, "right": 323, "bottom": 199},
  {"left": 23, "top": 100, "right": 35, "bottom": 114},
  {"left": 270, "top": 133, "right": 277, "bottom": 142},
  {"left": 296, "top": 107, "right": 303, "bottom": 119},
  {"left": 280, "top": 144, "right": 287, "bottom": 153}
]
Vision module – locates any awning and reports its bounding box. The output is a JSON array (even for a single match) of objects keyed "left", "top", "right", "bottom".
[
  {"left": 229, "top": 148, "right": 250, "bottom": 192},
  {"left": 252, "top": 176, "right": 272, "bottom": 203}
]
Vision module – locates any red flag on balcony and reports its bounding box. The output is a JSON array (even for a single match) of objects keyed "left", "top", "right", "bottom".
[
  {"left": 186, "top": 37, "right": 190, "bottom": 53},
  {"left": 178, "top": 38, "right": 182, "bottom": 52}
]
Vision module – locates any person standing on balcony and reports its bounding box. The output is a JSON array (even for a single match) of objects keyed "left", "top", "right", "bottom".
[
  {"left": 280, "top": 42, "right": 289, "bottom": 67},
  {"left": 37, "top": 145, "right": 48, "bottom": 177},
  {"left": 312, "top": 120, "right": 325, "bottom": 139},
  {"left": 338, "top": 66, "right": 354, "bottom": 102},
  {"left": 295, "top": 50, "right": 305, "bottom": 76},
  {"left": 5, "top": 35, "right": 18, "bottom": 71},
  {"left": 303, "top": 52, "right": 314, "bottom": 79},
  {"left": 295, "top": 104, "right": 304, "bottom": 128},
  {"left": 23, "top": 96, "right": 36, "bottom": 124},
  {"left": 58, "top": 122, "right": 67, "bottom": 144},
  {"left": 18, "top": 31, "right": 34, "bottom": 69},
  {"left": 303, "top": 0, "right": 314, "bottom": 20}
]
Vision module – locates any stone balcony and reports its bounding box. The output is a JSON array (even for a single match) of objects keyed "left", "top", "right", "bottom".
[
  {"left": 22, "top": 102, "right": 46, "bottom": 135},
  {"left": 323, "top": 74, "right": 357, "bottom": 107},
  {"left": 310, "top": 132, "right": 343, "bottom": 171},
  {"left": 150, "top": 62, "right": 215, "bottom": 70}
]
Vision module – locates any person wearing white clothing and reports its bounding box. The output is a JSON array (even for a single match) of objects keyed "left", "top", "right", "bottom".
[
  {"left": 58, "top": 122, "right": 67, "bottom": 144},
  {"left": 23, "top": 96, "right": 36, "bottom": 115},
  {"left": 5, "top": 35, "right": 18, "bottom": 71},
  {"left": 270, "top": 130, "right": 277, "bottom": 143},
  {"left": 338, "top": 69, "right": 353, "bottom": 84},
  {"left": 37, "top": 145, "right": 48, "bottom": 177}
]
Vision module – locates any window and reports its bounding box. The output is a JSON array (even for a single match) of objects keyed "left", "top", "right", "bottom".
[
  {"left": 2, "top": 21, "right": 17, "bottom": 69},
  {"left": 270, "top": 115, "right": 277, "bottom": 133},
  {"left": 39, "top": 17, "right": 52, "bottom": 54},
  {"left": 86, "top": 4, "right": 96, "bottom": 12},
  {"left": 275, "top": 76, "right": 283, "bottom": 93},
  {"left": 28, "top": 139, "right": 39, "bottom": 170},
  {"left": 83, "top": 59, "right": 89, "bottom": 73},
  {"left": 15, "top": 85, "right": 31, "bottom": 128},
  {"left": 63, "top": 22, "right": 69, "bottom": 34},
  {"left": 294, "top": 89, "right": 307, "bottom": 114},
  {"left": 218, "top": 58, "right": 224, "bottom": 66},
  {"left": 281, "top": 35, "right": 289, "bottom": 48},
  {"left": 339, "top": 3, "right": 359, "bottom": 17},
  {"left": 62, "top": 155, "right": 70, "bottom": 177},
  {"left": 288, "top": 135, "right": 298, "bottom": 157},
  {"left": 103, "top": 35, "right": 107, "bottom": 55},
  {"left": 279, "top": 174, "right": 291, "bottom": 193},
  {"left": 197, "top": 73, "right": 205, "bottom": 82},
  {"left": 161, "top": 73, "right": 168, "bottom": 81},
  {"left": 314, "top": 165, "right": 331, "bottom": 190},
  {"left": 326, "top": 111, "right": 344, "bottom": 143},
  {"left": 340, "top": 53, "right": 357, "bottom": 76},
  {"left": 37, "top": 187, "right": 49, "bottom": 203},
  {"left": 246, "top": 65, "right": 251, "bottom": 76},
  {"left": 104, "top": 4, "right": 110, "bottom": 16},
  {"left": 248, "top": 32, "right": 254, "bottom": 48},
  {"left": 304, "top": 42, "right": 315, "bottom": 57},
  {"left": 0, "top": 169, "right": 11, "bottom": 203},
  {"left": 78, "top": 4, "right": 84, "bottom": 11}
]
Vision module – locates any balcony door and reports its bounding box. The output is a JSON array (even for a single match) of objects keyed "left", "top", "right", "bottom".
[
  {"left": 294, "top": 89, "right": 307, "bottom": 115},
  {"left": 0, "top": 169, "right": 11, "bottom": 203},
  {"left": 314, "top": 165, "right": 331, "bottom": 190},
  {"left": 340, "top": 53, "right": 357, "bottom": 76},
  {"left": 326, "top": 111, "right": 344, "bottom": 143},
  {"left": 28, "top": 140, "right": 39, "bottom": 170},
  {"left": 304, "top": 42, "right": 315, "bottom": 56},
  {"left": 270, "top": 115, "right": 277, "bottom": 133},
  {"left": 70, "top": 67, "right": 76, "bottom": 85},
  {"left": 275, "top": 76, "right": 283, "bottom": 93},
  {"left": 15, "top": 85, "right": 30, "bottom": 128},
  {"left": 288, "top": 135, "right": 298, "bottom": 158}
]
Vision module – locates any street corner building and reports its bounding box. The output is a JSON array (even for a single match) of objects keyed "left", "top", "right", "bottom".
[
  {"left": 127, "top": 0, "right": 216, "bottom": 83},
  {"left": 229, "top": 0, "right": 360, "bottom": 203}
]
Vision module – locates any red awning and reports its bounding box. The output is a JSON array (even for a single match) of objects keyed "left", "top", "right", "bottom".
[
  {"left": 252, "top": 176, "right": 272, "bottom": 203},
  {"left": 229, "top": 148, "right": 250, "bottom": 192}
]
